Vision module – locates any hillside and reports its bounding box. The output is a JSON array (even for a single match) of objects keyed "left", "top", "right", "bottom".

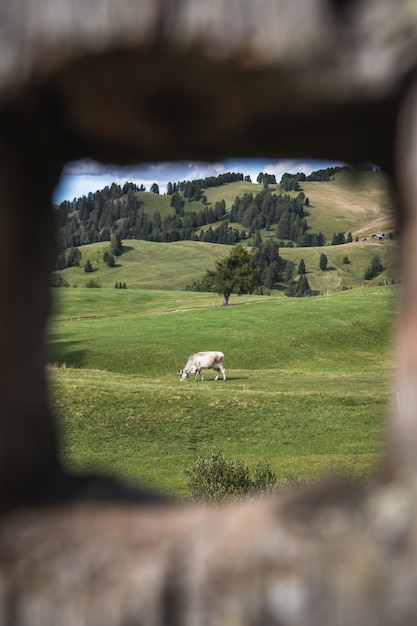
[
  {"left": 53, "top": 168, "right": 398, "bottom": 294},
  {"left": 299, "top": 169, "right": 394, "bottom": 239},
  {"left": 56, "top": 240, "right": 232, "bottom": 291},
  {"left": 54, "top": 237, "right": 398, "bottom": 294}
]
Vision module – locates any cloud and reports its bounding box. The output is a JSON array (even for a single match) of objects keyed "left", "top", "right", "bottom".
[
  {"left": 62, "top": 159, "right": 111, "bottom": 176},
  {"left": 53, "top": 158, "right": 342, "bottom": 204},
  {"left": 256, "top": 159, "right": 337, "bottom": 182}
]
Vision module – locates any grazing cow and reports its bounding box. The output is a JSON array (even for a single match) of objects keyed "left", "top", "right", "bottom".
[{"left": 180, "top": 351, "right": 226, "bottom": 381}]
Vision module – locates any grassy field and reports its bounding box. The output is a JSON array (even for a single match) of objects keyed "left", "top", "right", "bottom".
[
  {"left": 48, "top": 285, "right": 397, "bottom": 499},
  {"left": 57, "top": 237, "right": 398, "bottom": 294}
]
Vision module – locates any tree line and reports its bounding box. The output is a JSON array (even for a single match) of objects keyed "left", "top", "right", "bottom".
[{"left": 167, "top": 171, "right": 249, "bottom": 202}]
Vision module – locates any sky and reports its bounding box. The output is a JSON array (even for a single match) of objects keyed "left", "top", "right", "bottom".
[{"left": 53, "top": 157, "right": 341, "bottom": 204}]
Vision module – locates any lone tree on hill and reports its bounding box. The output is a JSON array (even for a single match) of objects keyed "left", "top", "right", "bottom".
[
  {"left": 319, "top": 253, "right": 328, "bottom": 270},
  {"left": 110, "top": 232, "right": 123, "bottom": 256},
  {"left": 210, "top": 244, "right": 257, "bottom": 306},
  {"left": 298, "top": 258, "right": 306, "bottom": 275}
]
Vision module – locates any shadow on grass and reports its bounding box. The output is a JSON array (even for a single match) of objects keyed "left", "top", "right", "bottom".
[{"left": 48, "top": 336, "right": 89, "bottom": 368}]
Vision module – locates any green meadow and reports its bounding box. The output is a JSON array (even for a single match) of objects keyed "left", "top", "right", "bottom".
[
  {"left": 58, "top": 237, "right": 398, "bottom": 293},
  {"left": 48, "top": 285, "right": 397, "bottom": 499}
]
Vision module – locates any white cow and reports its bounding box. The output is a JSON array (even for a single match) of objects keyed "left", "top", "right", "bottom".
[{"left": 180, "top": 351, "right": 226, "bottom": 381}]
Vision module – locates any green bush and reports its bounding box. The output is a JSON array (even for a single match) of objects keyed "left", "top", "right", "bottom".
[
  {"left": 85, "top": 276, "right": 102, "bottom": 288},
  {"left": 51, "top": 273, "right": 69, "bottom": 287},
  {"left": 184, "top": 451, "right": 277, "bottom": 502}
]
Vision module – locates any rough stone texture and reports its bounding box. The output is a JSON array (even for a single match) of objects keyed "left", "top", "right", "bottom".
[{"left": 1, "top": 0, "right": 417, "bottom": 624}]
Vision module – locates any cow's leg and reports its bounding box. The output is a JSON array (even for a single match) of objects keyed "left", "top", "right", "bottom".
[{"left": 214, "top": 368, "right": 219, "bottom": 381}]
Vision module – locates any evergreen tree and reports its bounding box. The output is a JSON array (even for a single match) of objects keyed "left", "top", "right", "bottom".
[
  {"left": 101, "top": 227, "right": 111, "bottom": 241},
  {"left": 284, "top": 260, "right": 295, "bottom": 283},
  {"left": 263, "top": 261, "right": 280, "bottom": 289},
  {"left": 252, "top": 230, "right": 262, "bottom": 249},
  {"left": 297, "top": 275, "right": 312, "bottom": 296},
  {"left": 66, "top": 247, "right": 81, "bottom": 268},
  {"left": 150, "top": 182, "right": 160, "bottom": 194},
  {"left": 110, "top": 232, "right": 123, "bottom": 256},
  {"left": 84, "top": 259, "right": 93, "bottom": 273},
  {"left": 319, "top": 253, "right": 328, "bottom": 271},
  {"left": 364, "top": 255, "right": 384, "bottom": 280},
  {"left": 331, "top": 232, "right": 346, "bottom": 245},
  {"left": 298, "top": 258, "right": 306, "bottom": 275},
  {"left": 285, "top": 274, "right": 312, "bottom": 297}
]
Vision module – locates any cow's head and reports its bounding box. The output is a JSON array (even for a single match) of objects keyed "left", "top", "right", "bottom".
[{"left": 179, "top": 370, "right": 189, "bottom": 381}]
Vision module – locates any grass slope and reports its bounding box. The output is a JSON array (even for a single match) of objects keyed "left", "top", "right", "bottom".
[
  {"left": 57, "top": 237, "right": 397, "bottom": 294},
  {"left": 280, "top": 240, "right": 398, "bottom": 293},
  {"left": 301, "top": 169, "right": 394, "bottom": 239},
  {"left": 59, "top": 240, "right": 232, "bottom": 290},
  {"left": 48, "top": 286, "right": 396, "bottom": 498}
]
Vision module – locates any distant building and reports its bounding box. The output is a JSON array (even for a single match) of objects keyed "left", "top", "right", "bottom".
[{"left": 370, "top": 233, "right": 389, "bottom": 241}]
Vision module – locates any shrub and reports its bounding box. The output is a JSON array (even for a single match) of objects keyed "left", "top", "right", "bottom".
[
  {"left": 184, "top": 450, "right": 277, "bottom": 503},
  {"left": 51, "top": 273, "right": 69, "bottom": 287},
  {"left": 85, "top": 276, "right": 101, "bottom": 288}
]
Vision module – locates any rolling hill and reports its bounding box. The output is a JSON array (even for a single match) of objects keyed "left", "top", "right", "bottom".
[{"left": 54, "top": 168, "right": 398, "bottom": 294}]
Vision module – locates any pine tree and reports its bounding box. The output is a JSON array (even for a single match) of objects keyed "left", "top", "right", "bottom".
[
  {"left": 284, "top": 260, "right": 295, "bottom": 283},
  {"left": 319, "top": 253, "right": 328, "bottom": 271},
  {"left": 364, "top": 255, "right": 383, "bottom": 280},
  {"left": 298, "top": 258, "right": 306, "bottom": 275},
  {"left": 297, "top": 275, "right": 312, "bottom": 296},
  {"left": 110, "top": 232, "right": 123, "bottom": 256},
  {"left": 252, "top": 230, "right": 262, "bottom": 249}
]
